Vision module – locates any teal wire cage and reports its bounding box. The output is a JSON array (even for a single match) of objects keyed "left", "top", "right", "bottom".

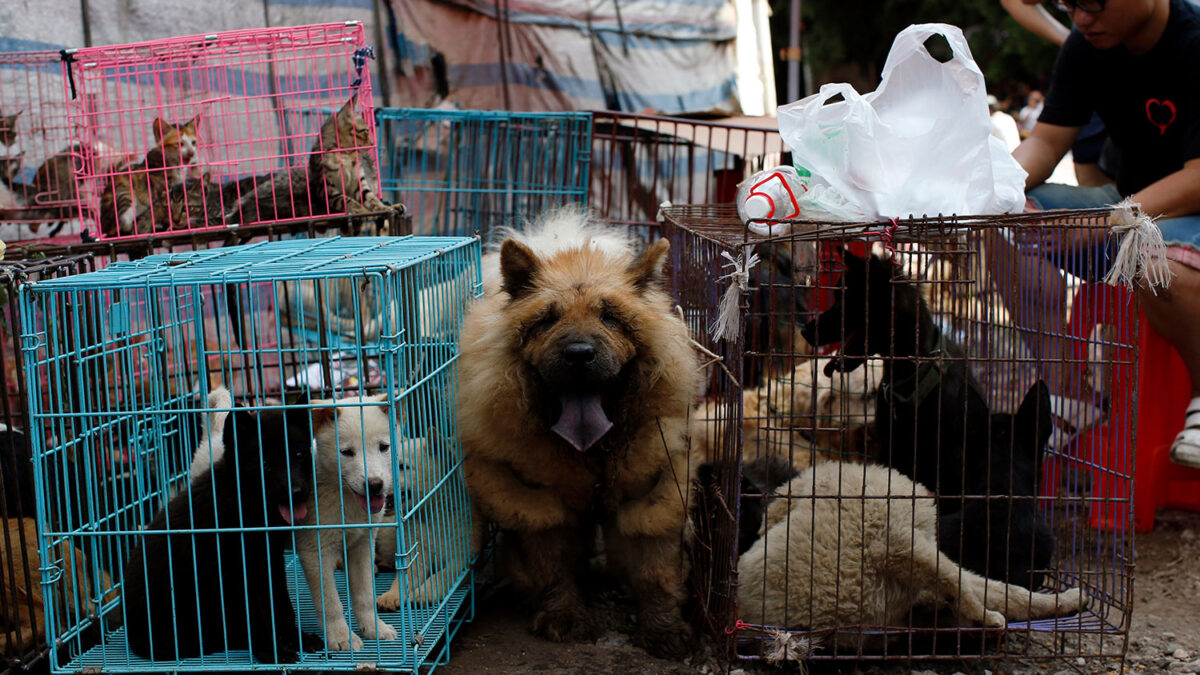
[
  {"left": 375, "top": 109, "right": 592, "bottom": 241},
  {"left": 18, "top": 236, "right": 482, "bottom": 673}
]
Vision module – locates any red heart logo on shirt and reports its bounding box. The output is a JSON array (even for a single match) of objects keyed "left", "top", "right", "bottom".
[{"left": 1146, "top": 98, "right": 1177, "bottom": 136}]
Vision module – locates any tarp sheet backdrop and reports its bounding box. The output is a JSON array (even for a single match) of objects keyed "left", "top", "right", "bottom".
[
  {"left": 1, "top": 0, "right": 772, "bottom": 116},
  {"left": 0, "top": 0, "right": 775, "bottom": 241}
]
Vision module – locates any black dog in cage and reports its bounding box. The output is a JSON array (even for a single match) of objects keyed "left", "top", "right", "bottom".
[
  {"left": 122, "top": 404, "right": 322, "bottom": 663},
  {"left": 801, "top": 247, "right": 1055, "bottom": 589},
  {"left": 938, "top": 380, "right": 1057, "bottom": 591},
  {"left": 801, "top": 247, "right": 990, "bottom": 501}
]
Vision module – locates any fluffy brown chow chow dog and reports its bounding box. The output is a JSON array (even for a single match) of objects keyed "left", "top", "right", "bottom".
[{"left": 458, "top": 210, "right": 699, "bottom": 659}]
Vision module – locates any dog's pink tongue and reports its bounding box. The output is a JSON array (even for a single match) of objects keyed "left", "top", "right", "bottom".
[
  {"left": 552, "top": 392, "right": 613, "bottom": 452},
  {"left": 354, "top": 493, "right": 387, "bottom": 514},
  {"left": 279, "top": 502, "right": 307, "bottom": 525}
]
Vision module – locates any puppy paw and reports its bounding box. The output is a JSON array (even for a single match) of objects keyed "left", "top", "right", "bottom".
[
  {"left": 325, "top": 621, "right": 362, "bottom": 651},
  {"left": 258, "top": 646, "right": 297, "bottom": 664},
  {"left": 531, "top": 606, "right": 600, "bottom": 643},
  {"left": 376, "top": 587, "right": 401, "bottom": 612},
  {"left": 302, "top": 631, "right": 325, "bottom": 653},
  {"left": 634, "top": 624, "right": 693, "bottom": 660},
  {"left": 360, "top": 617, "right": 399, "bottom": 641},
  {"left": 1055, "top": 587, "right": 1086, "bottom": 615},
  {"left": 983, "top": 609, "right": 1006, "bottom": 627}
]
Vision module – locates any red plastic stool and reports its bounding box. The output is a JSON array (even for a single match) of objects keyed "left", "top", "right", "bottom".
[{"left": 1051, "top": 282, "right": 1200, "bottom": 532}]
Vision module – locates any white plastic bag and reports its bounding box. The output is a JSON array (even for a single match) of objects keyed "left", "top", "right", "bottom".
[{"left": 777, "top": 23, "right": 1027, "bottom": 221}]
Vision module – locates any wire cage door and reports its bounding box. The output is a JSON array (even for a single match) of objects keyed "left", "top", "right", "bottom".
[{"left": 20, "top": 236, "right": 482, "bottom": 673}]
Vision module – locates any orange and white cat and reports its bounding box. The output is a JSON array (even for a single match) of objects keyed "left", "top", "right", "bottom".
[{"left": 98, "top": 116, "right": 199, "bottom": 236}]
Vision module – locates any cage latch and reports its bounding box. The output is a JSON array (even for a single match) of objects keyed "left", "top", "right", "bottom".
[
  {"left": 39, "top": 563, "right": 63, "bottom": 585},
  {"left": 20, "top": 332, "right": 44, "bottom": 353},
  {"left": 393, "top": 541, "right": 420, "bottom": 571}
]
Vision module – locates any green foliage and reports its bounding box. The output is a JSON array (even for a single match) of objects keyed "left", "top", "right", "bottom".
[{"left": 777, "top": 0, "right": 1064, "bottom": 107}]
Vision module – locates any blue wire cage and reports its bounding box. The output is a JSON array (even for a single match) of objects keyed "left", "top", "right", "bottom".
[
  {"left": 19, "top": 236, "right": 482, "bottom": 673},
  {"left": 375, "top": 108, "right": 592, "bottom": 241}
]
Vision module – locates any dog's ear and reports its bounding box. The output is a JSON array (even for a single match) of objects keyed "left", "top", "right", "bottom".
[
  {"left": 500, "top": 239, "right": 540, "bottom": 300},
  {"left": 629, "top": 238, "right": 670, "bottom": 294},
  {"left": 226, "top": 409, "right": 262, "bottom": 457},
  {"left": 310, "top": 400, "right": 338, "bottom": 429},
  {"left": 839, "top": 245, "right": 867, "bottom": 269},
  {"left": 1015, "top": 380, "right": 1054, "bottom": 456}
]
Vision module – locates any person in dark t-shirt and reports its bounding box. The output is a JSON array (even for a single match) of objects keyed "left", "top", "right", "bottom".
[{"left": 989, "top": 0, "right": 1200, "bottom": 468}]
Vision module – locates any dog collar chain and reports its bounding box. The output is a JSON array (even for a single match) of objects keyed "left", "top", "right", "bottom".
[{"left": 879, "top": 334, "right": 951, "bottom": 410}]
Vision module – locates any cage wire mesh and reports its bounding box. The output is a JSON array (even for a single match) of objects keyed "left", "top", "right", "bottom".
[
  {"left": 589, "top": 112, "right": 786, "bottom": 239},
  {"left": 664, "top": 204, "right": 1134, "bottom": 664},
  {"left": 0, "top": 254, "right": 97, "bottom": 673},
  {"left": 375, "top": 108, "right": 592, "bottom": 242},
  {"left": 63, "top": 22, "right": 398, "bottom": 242},
  {"left": 0, "top": 50, "right": 81, "bottom": 243},
  {"left": 19, "top": 235, "right": 482, "bottom": 672}
]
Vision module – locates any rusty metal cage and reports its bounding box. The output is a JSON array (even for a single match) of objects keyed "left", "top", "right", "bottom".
[
  {"left": 0, "top": 50, "right": 80, "bottom": 243},
  {"left": 0, "top": 254, "right": 98, "bottom": 673},
  {"left": 589, "top": 113, "right": 786, "bottom": 238},
  {"left": 665, "top": 204, "right": 1135, "bottom": 665}
]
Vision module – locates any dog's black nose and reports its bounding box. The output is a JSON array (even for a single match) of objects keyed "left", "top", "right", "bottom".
[
  {"left": 367, "top": 477, "right": 385, "bottom": 497},
  {"left": 292, "top": 483, "right": 306, "bottom": 497},
  {"left": 563, "top": 342, "right": 596, "bottom": 365}
]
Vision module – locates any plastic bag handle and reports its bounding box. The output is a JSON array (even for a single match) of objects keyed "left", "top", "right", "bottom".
[
  {"left": 811, "top": 82, "right": 864, "bottom": 107},
  {"left": 881, "top": 23, "right": 980, "bottom": 80}
]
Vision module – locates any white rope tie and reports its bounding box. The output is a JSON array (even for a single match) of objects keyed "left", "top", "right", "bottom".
[
  {"left": 1104, "top": 198, "right": 1172, "bottom": 292},
  {"left": 710, "top": 248, "right": 759, "bottom": 342}
]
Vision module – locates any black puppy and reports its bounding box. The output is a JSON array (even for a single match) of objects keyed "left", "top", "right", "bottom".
[
  {"left": 938, "top": 380, "right": 1057, "bottom": 590},
  {"left": 800, "top": 247, "right": 990, "bottom": 504},
  {"left": 122, "top": 405, "right": 321, "bottom": 663},
  {"left": 694, "top": 454, "right": 797, "bottom": 556},
  {"left": 0, "top": 426, "right": 36, "bottom": 518}
]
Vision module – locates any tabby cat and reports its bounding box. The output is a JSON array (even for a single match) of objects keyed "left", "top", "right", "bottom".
[
  {"left": 307, "top": 94, "right": 388, "bottom": 219},
  {"left": 98, "top": 116, "right": 199, "bottom": 236}
]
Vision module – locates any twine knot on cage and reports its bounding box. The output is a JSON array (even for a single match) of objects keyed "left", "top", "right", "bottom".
[
  {"left": 763, "top": 630, "right": 819, "bottom": 666},
  {"left": 1104, "top": 198, "right": 1172, "bottom": 293},
  {"left": 711, "top": 248, "right": 759, "bottom": 342}
]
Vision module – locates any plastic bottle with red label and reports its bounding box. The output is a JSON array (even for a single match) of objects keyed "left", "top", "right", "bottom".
[{"left": 736, "top": 166, "right": 807, "bottom": 234}]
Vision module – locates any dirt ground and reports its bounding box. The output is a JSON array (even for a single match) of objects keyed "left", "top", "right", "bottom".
[{"left": 439, "top": 508, "right": 1199, "bottom": 675}]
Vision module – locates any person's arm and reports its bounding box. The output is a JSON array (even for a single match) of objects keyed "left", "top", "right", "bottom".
[
  {"left": 1013, "top": 121, "right": 1079, "bottom": 188},
  {"left": 1131, "top": 158, "right": 1200, "bottom": 219},
  {"left": 1001, "top": 0, "right": 1071, "bottom": 46}
]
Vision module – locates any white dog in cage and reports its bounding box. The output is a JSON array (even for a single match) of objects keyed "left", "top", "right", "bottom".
[
  {"left": 296, "top": 393, "right": 399, "bottom": 650},
  {"left": 737, "top": 461, "right": 1087, "bottom": 651}
]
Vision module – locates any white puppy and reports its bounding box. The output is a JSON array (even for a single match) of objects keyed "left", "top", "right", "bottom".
[{"left": 296, "top": 393, "right": 398, "bottom": 650}]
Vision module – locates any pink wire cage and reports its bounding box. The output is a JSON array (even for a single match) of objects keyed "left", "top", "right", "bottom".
[
  {"left": 62, "top": 22, "right": 384, "bottom": 241},
  {"left": 0, "top": 50, "right": 79, "bottom": 239}
]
